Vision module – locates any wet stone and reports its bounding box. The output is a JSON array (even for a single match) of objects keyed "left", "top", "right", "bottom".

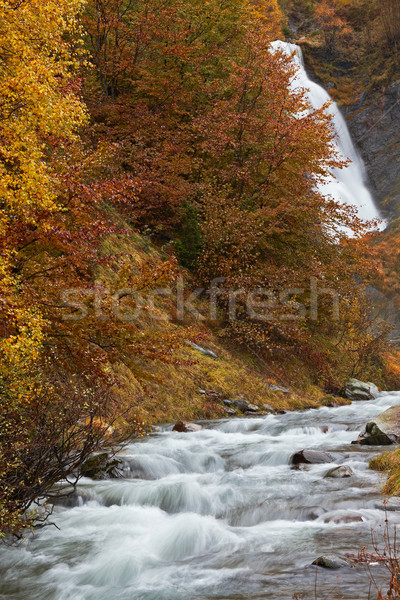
[
  {"left": 292, "top": 449, "right": 334, "bottom": 465},
  {"left": 312, "top": 554, "right": 354, "bottom": 569},
  {"left": 324, "top": 465, "right": 354, "bottom": 478},
  {"left": 172, "top": 421, "right": 203, "bottom": 433}
]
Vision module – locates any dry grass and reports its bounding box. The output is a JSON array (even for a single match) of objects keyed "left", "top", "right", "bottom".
[{"left": 370, "top": 450, "right": 400, "bottom": 496}]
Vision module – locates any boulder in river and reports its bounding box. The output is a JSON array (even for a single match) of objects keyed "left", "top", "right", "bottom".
[
  {"left": 324, "top": 465, "right": 354, "bottom": 478},
  {"left": 231, "top": 398, "right": 260, "bottom": 413},
  {"left": 354, "top": 405, "right": 400, "bottom": 445},
  {"left": 172, "top": 421, "right": 203, "bottom": 433},
  {"left": 291, "top": 449, "right": 333, "bottom": 465},
  {"left": 344, "top": 378, "right": 379, "bottom": 401},
  {"left": 80, "top": 453, "right": 123, "bottom": 480},
  {"left": 312, "top": 554, "right": 354, "bottom": 569}
]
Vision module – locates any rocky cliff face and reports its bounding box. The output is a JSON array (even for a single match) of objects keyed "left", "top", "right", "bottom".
[{"left": 343, "top": 81, "right": 400, "bottom": 220}]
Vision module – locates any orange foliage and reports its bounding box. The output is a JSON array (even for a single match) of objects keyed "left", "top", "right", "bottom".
[{"left": 315, "top": 0, "right": 352, "bottom": 54}]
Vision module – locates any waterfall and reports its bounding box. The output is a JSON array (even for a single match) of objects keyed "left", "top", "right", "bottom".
[{"left": 271, "top": 41, "right": 383, "bottom": 229}]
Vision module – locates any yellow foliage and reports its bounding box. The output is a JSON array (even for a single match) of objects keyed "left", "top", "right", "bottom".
[
  {"left": 250, "top": 0, "right": 284, "bottom": 35},
  {"left": 0, "top": 0, "right": 87, "bottom": 223},
  {"left": 0, "top": 0, "right": 87, "bottom": 373}
]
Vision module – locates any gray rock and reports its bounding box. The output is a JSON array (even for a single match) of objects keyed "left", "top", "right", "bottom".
[
  {"left": 312, "top": 554, "right": 354, "bottom": 569},
  {"left": 172, "top": 421, "right": 203, "bottom": 433},
  {"left": 231, "top": 399, "right": 260, "bottom": 413},
  {"left": 223, "top": 407, "right": 236, "bottom": 415},
  {"left": 292, "top": 450, "right": 333, "bottom": 465},
  {"left": 269, "top": 384, "right": 290, "bottom": 394},
  {"left": 185, "top": 341, "right": 218, "bottom": 359},
  {"left": 263, "top": 404, "right": 275, "bottom": 412},
  {"left": 223, "top": 399, "right": 233, "bottom": 407},
  {"left": 355, "top": 405, "right": 400, "bottom": 445},
  {"left": 324, "top": 465, "right": 354, "bottom": 478},
  {"left": 344, "top": 378, "right": 379, "bottom": 401},
  {"left": 80, "top": 453, "right": 123, "bottom": 480}
]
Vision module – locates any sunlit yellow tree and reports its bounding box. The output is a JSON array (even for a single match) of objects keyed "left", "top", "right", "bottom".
[
  {"left": 0, "top": 0, "right": 87, "bottom": 373},
  {"left": 0, "top": 0, "right": 87, "bottom": 534}
]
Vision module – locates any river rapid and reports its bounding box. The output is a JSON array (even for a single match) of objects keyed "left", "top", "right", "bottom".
[{"left": 1, "top": 392, "right": 400, "bottom": 600}]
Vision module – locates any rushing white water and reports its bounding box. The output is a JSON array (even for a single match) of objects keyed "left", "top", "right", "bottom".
[
  {"left": 1, "top": 392, "right": 400, "bottom": 599},
  {"left": 271, "top": 41, "right": 383, "bottom": 229}
]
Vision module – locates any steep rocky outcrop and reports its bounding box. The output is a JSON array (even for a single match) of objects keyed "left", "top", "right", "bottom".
[{"left": 343, "top": 83, "right": 400, "bottom": 221}]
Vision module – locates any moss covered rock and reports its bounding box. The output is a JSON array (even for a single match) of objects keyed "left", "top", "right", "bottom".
[
  {"left": 80, "top": 453, "right": 123, "bottom": 480},
  {"left": 356, "top": 405, "right": 400, "bottom": 446}
]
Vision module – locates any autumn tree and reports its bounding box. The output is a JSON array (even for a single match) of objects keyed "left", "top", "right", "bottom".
[
  {"left": 0, "top": 0, "right": 88, "bottom": 368},
  {"left": 1, "top": 0, "right": 210, "bottom": 536},
  {"left": 82, "top": 0, "right": 283, "bottom": 232},
  {"left": 314, "top": 0, "right": 351, "bottom": 54}
]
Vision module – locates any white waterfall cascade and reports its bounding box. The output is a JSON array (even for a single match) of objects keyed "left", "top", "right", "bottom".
[{"left": 271, "top": 40, "right": 384, "bottom": 230}]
